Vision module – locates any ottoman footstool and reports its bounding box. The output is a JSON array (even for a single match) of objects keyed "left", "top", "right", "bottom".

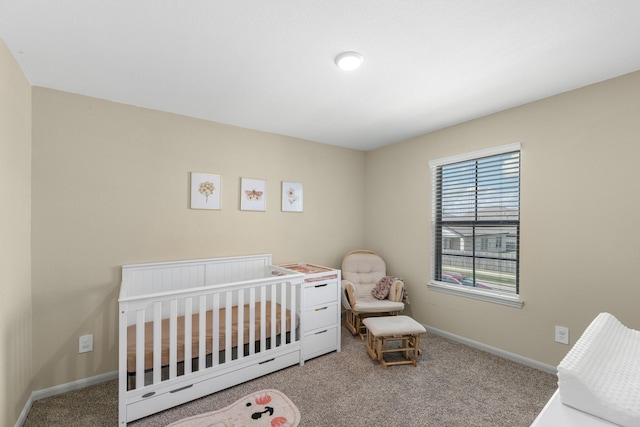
[{"left": 362, "top": 315, "right": 426, "bottom": 368}]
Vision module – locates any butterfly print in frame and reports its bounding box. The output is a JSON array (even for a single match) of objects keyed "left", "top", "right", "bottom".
[
  {"left": 240, "top": 177, "right": 267, "bottom": 211},
  {"left": 245, "top": 189, "right": 263, "bottom": 201}
]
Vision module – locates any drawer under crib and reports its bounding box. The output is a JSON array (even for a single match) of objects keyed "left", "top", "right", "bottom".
[{"left": 125, "top": 347, "right": 301, "bottom": 422}]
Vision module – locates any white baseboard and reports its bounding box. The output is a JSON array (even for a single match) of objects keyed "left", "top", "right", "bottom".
[
  {"left": 15, "top": 370, "right": 117, "bottom": 427},
  {"left": 423, "top": 324, "right": 558, "bottom": 375}
]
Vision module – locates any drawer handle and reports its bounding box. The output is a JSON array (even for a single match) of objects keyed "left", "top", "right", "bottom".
[
  {"left": 315, "top": 307, "right": 328, "bottom": 311},
  {"left": 315, "top": 330, "right": 328, "bottom": 335},
  {"left": 314, "top": 284, "right": 328, "bottom": 288},
  {"left": 170, "top": 384, "right": 193, "bottom": 394},
  {"left": 259, "top": 358, "right": 275, "bottom": 365},
  {"left": 142, "top": 391, "right": 156, "bottom": 398}
]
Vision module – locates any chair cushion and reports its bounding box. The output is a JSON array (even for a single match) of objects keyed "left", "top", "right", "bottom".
[
  {"left": 353, "top": 282, "right": 376, "bottom": 299},
  {"left": 363, "top": 315, "right": 426, "bottom": 337},
  {"left": 342, "top": 252, "right": 386, "bottom": 287},
  {"left": 353, "top": 295, "right": 404, "bottom": 313}
]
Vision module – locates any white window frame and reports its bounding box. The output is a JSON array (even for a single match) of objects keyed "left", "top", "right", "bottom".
[{"left": 428, "top": 143, "right": 523, "bottom": 308}]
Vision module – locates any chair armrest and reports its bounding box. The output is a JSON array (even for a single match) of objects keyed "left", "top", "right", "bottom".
[
  {"left": 341, "top": 280, "right": 356, "bottom": 310},
  {"left": 388, "top": 279, "right": 405, "bottom": 302}
]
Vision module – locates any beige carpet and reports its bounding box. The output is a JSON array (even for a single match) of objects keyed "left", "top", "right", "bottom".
[{"left": 24, "top": 324, "right": 558, "bottom": 426}]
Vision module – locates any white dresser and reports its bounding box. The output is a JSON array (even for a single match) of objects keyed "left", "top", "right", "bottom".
[{"left": 280, "top": 263, "right": 341, "bottom": 362}]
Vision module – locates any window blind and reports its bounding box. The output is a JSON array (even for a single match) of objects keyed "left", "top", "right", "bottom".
[{"left": 432, "top": 146, "right": 520, "bottom": 295}]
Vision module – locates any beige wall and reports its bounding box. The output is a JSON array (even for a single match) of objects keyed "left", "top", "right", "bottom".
[
  {"left": 0, "top": 38, "right": 32, "bottom": 426},
  {"left": 365, "top": 71, "right": 640, "bottom": 367},
  {"left": 30, "top": 87, "right": 366, "bottom": 390}
]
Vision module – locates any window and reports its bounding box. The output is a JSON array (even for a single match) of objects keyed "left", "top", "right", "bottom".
[{"left": 428, "top": 143, "right": 522, "bottom": 308}]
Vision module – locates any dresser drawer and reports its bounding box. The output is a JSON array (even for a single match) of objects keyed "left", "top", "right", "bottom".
[
  {"left": 303, "top": 304, "right": 338, "bottom": 331},
  {"left": 302, "top": 326, "right": 338, "bottom": 360},
  {"left": 303, "top": 280, "right": 338, "bottom": 308}
]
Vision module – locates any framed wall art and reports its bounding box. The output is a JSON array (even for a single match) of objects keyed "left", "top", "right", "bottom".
[
  {"left": 282, "top": 181, "right": 303, "bottom": 212},
  {"left": 190, "top": 172, "right": 221, "bottom": 210},
  {"left": 240, "top": 177, "right": 266, "bottom": 211}
]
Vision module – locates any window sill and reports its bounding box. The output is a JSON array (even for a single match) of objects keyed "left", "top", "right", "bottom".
[{"left": 428, "top": 281, "right": 524, "bottom": 308}]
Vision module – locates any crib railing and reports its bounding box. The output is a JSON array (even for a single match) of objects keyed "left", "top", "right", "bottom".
[{"left": 120, "top": 275, "right": 301, "bottom": 391}]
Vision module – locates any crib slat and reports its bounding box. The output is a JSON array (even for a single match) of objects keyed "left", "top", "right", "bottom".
[
  {"left": 291, "top": 283, "right": 297, "bottom": 344},
  {"left": 280, "top": 281, "right": 287, "bottom": 346},
  {"left": 153, "top": 302, "right": 162, "bottom": 385},
  {"left": 212, "top": 294, "right": 220, "bottom": 366},
  {"left": 237, "top": 290, "right": 244, "bottom": 360},
  {"left": 169, "top": 300, "right": 178, "bottom": 379},
  {"left": 184, "top": 297, "right": 193, "bottom": 375},
  {"left": 224, "top": 291, "right": 232, "bottom": 363},
  {"left": 260, "top": 285, "right": 267, "bottom": 351},
  {"left": 198, "top": 296, "right": 206, "bottom": 370},
  {"left": 135, "top": 310, "right": 145, "bottom": 389},
  {"left": 270, "top": 283, "right": 277, "bottom": 349},
  {"left": 249, "top": 288, "right": 256, "bottom": 356}
]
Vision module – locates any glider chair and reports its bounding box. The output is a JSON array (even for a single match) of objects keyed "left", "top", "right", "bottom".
[{"left": 341, "top": 250, "right": 406, "bottom": 339}]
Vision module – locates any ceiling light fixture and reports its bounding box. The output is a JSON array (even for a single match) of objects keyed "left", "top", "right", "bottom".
[{"left": 335, "top": 51, "right": 364, "bottom": 71}]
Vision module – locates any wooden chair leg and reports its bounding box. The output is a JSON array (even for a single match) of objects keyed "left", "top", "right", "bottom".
[
  {"left": 365, "top": 332, "right": 378, "bottom": 361},
  {"left": 377, "top": 337, "right": 386, "bottom": 368},
  {"left": 403, "top": 337, "right": 410, "bottom": 359},
  {"left": 345, "top": 310, "right": 357, "bottom": 336},
  {"left": 356, "top": 316, "right": 367, "bottom": 341},
  {"left": 413, "top": 335, "right": 422, "bottom": 357}
]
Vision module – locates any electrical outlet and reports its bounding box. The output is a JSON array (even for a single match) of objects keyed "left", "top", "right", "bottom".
[
  {"left": 79, "top": 334, "right": 93, "bottom": 353},
  {"left": 555, "top": 326, "right": 569, "bottom": 345}
]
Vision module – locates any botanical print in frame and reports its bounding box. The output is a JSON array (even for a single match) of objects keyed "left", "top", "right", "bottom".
[
  {"left": 190, "top": 172, "right": 221, "bottom": 210},
  {"left": 240, "top": 177, "right": 266, "bottom": 211},
  {"left": 282, "top": 181, "right": 303, "bottom": 212}
]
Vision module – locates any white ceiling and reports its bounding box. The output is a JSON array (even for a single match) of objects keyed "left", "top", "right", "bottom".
[{"left": 2, "top": 1, "right": 640, "bottom": 151}]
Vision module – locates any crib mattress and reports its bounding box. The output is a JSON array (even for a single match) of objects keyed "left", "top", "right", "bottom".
[{"left": 126, "top": 302, "right": 291, "bottom": 373}]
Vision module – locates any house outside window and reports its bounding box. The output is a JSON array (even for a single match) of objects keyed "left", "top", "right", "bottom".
[{"left": 428, "top": 143, "right": 522, "bottom": 308}]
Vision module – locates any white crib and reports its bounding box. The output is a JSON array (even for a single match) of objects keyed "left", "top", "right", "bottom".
[{"left": 118, "top": 254, "right": 304, "bottom": 425}]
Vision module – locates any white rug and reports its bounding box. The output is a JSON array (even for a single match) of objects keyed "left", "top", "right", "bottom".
[{"left": 167, "top": 389, "right": 301, "bottom": 427}]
